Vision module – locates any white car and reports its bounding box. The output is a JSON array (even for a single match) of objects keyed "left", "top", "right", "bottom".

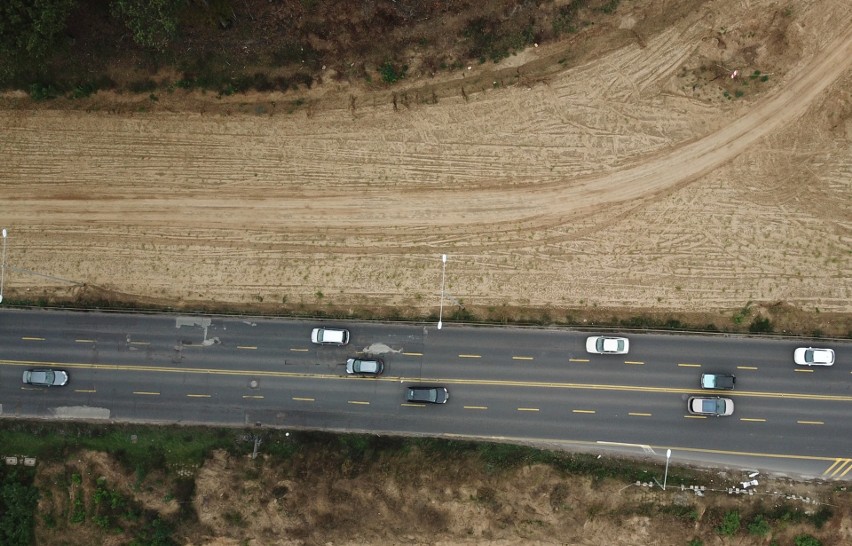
[
  {"left": 793, "top": 347, "right": 835, "bottom": 366},
  {"left": 585, "top": 336, "right": 629, "bottom": 355},
  {"left": 310, "top": 327, "right": 350, "bottom": 346}
]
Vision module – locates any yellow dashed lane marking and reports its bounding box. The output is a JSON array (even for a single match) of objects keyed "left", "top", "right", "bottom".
[
  {"left": 737, "top": 366, "right": 759, "bottom": 370},
  {"left": 512, "top": 356, "right": 534, "bottom": 361},
  {"left": 348, "top": 401, "right": 370, "bottom": 405},
  {"left": 517, "top": 407, "right": 540, "bottom": 412},
  {"left": 625, "top": 361, "right": 644, "bottom": 365},
  {"left": 1, "top": 359, "right": 850, "bottom": 402},
  {"left": 628, "top": 412, "right": 652, "bottom": 417},
  {"left": 75, "top": 339, "right": 95, "bottom": 343},
  {"left": 237, "top": 346, "right": 257, "bottom": 350},
  {"left": 74, "top": 389, "right": 96, "bottom": 393},
  {"left": 464, "top": 406, "right": 488, "bottom": 410},
  {"left": 186, "top": 394, "right": 211, "bottom": 398},
  {"left": 459, "top": 354, "right": 481, "bottom": 359},
  {"left": 572, "top": 409, "right": 596, "bottom": 414},
  {"left": 242, "top": 395, "right": 264, "bottom": 399},
  {"left": 133, "top": 391, "right": 160, "bottom": 396},
  {"left": 794, "top": 369, "right": 814, "bottom": 373},
  {"left": 292, "top": 397, "right": 315, "bottom": 402},
  {"left": 684, "top": 415, "right": 707, "bottom": 419},
  {"left": 402, "top": 352, "right": 423, "bottom": 356},
  {"left": 569, "top": 358, "right": 590, "bottom": 363},
  {"left": 678, "top": 363, "right": 701, "bottom": 368},
  {"left": 797, "top": 420, "right": 823, "bottom": 425},
  {"left": 22, "top": 337, "right": 45, "bottom": 341},
  {"left": 740, "top": 418, "right": 767, "bottom": 422},
  {"left": 290, "top": 348, "right": 309, "bottom": 352}
]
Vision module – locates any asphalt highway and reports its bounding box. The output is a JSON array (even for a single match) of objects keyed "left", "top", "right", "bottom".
[{"left": 1, "top": 309, "right": 850, "bottom": 480}]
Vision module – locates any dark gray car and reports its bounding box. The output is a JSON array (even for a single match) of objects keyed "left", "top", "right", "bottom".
[
  {"left": 406, "top": 386, "right": 449, "bottom": 404},
  {"left": 23, "top": 369, "right": 69, "bottom": 387},
  {"left": 346, "top": 357, "right": 384, "bottom": 376}
]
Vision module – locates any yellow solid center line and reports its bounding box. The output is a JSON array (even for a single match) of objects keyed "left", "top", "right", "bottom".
[
  {"left": 402, "top": 352, "right": 423, "bottom": 356},
  {"left": 186, "top": 394, "right": 211, "bottom": 398},
  {"left": 737, "top": 366, "right": 759, "bottom": 370},
  {"left": 133, "top": 391, "right": 160, "bottom": 396},
  {"left": 22, "top": 337, "right": 45, "bottom": 341},
  {"left": 794, "top": 369, "right": 814, "bottom": 373},
  {"left": 678, "top": 363, "right": 701, "bottom": 367},
  {"left": 292, "top": 397, "right": 315, "bottom": 402},
  {"left": 348, "top": 401, "right": 370, "bottom": 405},
  {"left": 464, "top": 405, "right": 488, "bottom": 410},
  {"left": 740, "top": 418, "right": 767, "bottom": 422},
  {"left": 74, "top": 389, "right": 96, "bottom": 393},
  {"left": 517, "top": 407, "right": 540, "bottom": 412},
  {"left": 625, "top": 361, "right": 644, "bottom": 365},
  {"left": 797, "top": 420, "right": 824, "bottom": 425},
  {"left": 75, "top": 339, "right": 95, "bottom": 343},
  {"left": 628, "top": 412, "right": 652, "bottom": 417},
  {"left": 237, "top": 346, "right": 257, "bottom": 350},
  {"left": 572, "top": 409, "right": 596, "bottom": 414},
  {"left": 242, "top": 395, "right": 264, "bottom": 399},
  {"left": 512, "top": 356, "right": 534, "bottom": 361},
  {"left": 569, "top": 358, "right": 590, "bottom": 363},
  {"left": 290, "top": 348, "right": 309, "bottom": 352},
  {"left": 459, "top": 354, "right": 481, "bottom": 359},
  {"left": 684, "top": 415, "right": 707, "bottom": 419}
]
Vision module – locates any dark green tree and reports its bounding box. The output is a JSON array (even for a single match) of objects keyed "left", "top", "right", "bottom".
[
  {"left": 0, "top": 0, "right": 77, "bottom": 80},
  {"left": 110, "top": 0, "right": 184, "bottom": 52},
  {"left": 0, "top": 471, "right": 40, "bottom": 546}
]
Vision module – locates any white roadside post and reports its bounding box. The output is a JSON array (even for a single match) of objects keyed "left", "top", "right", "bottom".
[
  {"left": 0, "top": 228, "right": 7, "bottom": 304},
  {"left": 663, "top": 449, "right": 672, "bottom": 490},
  {"left": 437, "top": 254, "right": 447, "bottom": 330}
]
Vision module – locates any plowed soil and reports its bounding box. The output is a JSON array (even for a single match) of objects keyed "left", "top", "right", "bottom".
[{"left": 1, "top": 0, "right": 850, "bottom": 332}]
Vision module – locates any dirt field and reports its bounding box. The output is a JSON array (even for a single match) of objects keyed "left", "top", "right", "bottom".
[
  {"left": 31, "top": 446, "right": 851, "bottom": 546},
  {"left": 0, "top": 0, "right": 850, "bottom": 333}
]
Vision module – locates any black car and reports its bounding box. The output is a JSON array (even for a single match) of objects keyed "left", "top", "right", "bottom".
[
  {"left": 22, "top": 369, "right": 69, "bottom": 387},
  {"left": 405, "top": 386, "right": 449, "bottom": 404},
  {"left": 700, "top": 373, "right": 736, "bottom": 390}
]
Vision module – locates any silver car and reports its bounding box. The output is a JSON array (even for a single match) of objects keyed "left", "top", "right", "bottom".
[
  {"left": 688, "top": 396, "right": 734, "bottom": 417},
  {"left": 23, "top": 369, "right": 69, "bottom": 387}
]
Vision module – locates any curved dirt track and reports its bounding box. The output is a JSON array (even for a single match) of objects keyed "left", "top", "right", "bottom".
[{"left": 0, "top": 0, "right": 850, "bottom": 314}]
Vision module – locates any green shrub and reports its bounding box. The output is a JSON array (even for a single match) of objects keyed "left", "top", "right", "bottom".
[
  {"left": 716, "top": 510, "right": 740, "bottom": 536},
  {"left": 379, "top": 62, "right": 408, "bottom": 84},
  {"left": 749, "top": 316, "right": 773, "bottom": 333},
  {"left": 747, "top": 514, "right": 771, "bottom": 536},
  {"left": 794, "top": 535, "right": 822, "bottom": 546}
]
